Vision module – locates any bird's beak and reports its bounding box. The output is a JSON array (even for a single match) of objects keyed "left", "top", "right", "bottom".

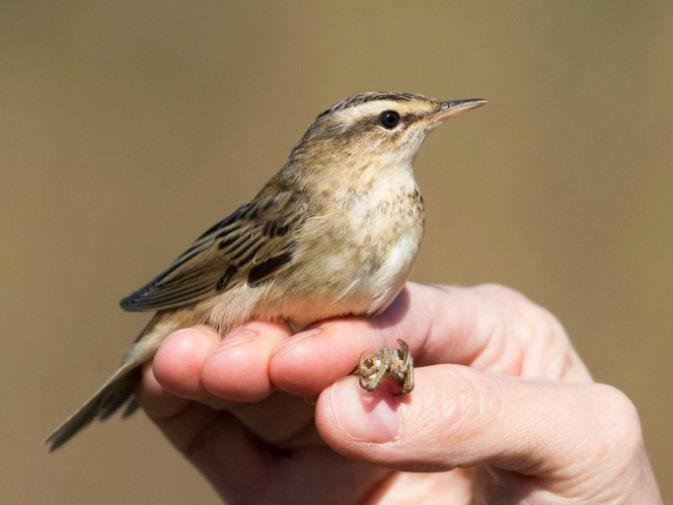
[{"left": 425, "top": 98, "right": 488, "bottom": 127}]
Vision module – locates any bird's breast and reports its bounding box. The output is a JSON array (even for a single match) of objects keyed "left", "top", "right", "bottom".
[
  {"left": 354, "top": 174, "right": 424, "bottom": 311},
  {"left": 306, "top": 168, "right": 425, "bottom": 313}
]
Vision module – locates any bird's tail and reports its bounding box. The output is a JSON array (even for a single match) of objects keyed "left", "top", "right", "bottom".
[{"left": 45, "top": 315, "right": 175, "bottom": 451}]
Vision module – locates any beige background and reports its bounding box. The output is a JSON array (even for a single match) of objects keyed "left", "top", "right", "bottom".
[{"left": 2, "top": 1, "right": 672, "bottom": 503}]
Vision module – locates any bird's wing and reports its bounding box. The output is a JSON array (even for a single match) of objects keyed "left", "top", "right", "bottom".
[{"left": 120, "top": 189, "right": 306, "bottom": 312}]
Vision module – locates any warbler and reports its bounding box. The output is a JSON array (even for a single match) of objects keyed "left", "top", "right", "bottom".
[{"left": 46, "top": 91, "right": 486, "bottom": 451}]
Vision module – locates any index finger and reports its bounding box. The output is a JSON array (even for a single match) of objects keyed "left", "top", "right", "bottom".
[{"left": 269, "top": 283, "right": 590, "bottom": 396}]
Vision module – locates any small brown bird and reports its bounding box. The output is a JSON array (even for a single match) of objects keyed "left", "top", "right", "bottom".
[{"left": 46, "top": 91, "right": 486, "bottom": 451}]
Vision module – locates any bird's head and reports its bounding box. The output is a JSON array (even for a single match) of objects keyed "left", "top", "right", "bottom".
[{"left": 289, "top": 92, "right": 486, "bottom": 171}]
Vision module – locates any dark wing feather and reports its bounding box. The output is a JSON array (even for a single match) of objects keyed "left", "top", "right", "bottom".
[{"left": 120, "top": 190, "right": 305, "bottom": 312}]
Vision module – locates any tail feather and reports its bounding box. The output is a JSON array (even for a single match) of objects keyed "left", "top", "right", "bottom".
[
  {"left": 122, "top": 397, "right": 142, "bottom": 418},
  {"left": 97, "top": 371, "right": 140, "bottom": 421},
  {"left": 46, "top": 314, "right": 174, "bottom": 451},
  {"left": 45, "top": 363, "right": 139, "bottom": 451}
]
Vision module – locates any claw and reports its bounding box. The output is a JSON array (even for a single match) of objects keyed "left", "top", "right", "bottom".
[
  {"left": 355, "top": 339, "right": 414, "bottom": 395},
  {"left": 398, "top": 356, "right": 415, "bottom": 395}
]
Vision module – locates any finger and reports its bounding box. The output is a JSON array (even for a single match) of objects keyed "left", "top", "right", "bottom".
[
  {"left": 315, "top": 365, "right": 635, "bottom": 478},
  {"left": 201, "top": 321, "right": 292, "bottom": 402},
  {"left": 137, "top": 359, "right": 191, "bottom": 420},
  {"left": 268, "top": 286, "right": 423, "bottom": 396},
  {"left": 271, "top": 282, "right": 587, "bottom": 397},
  {"left": 151, "top": 322, "right": 291, "bottom": 405},
  {"left": 138, "top": 358, "right": 248, "bottom": 475},
  {"left": 151, "top": 325, "right": 221, "bottom": 402}
]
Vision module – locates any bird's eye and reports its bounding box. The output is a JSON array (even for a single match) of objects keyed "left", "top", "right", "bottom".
[{"left": 378, "top": 110, "right": 400, "bottom": 129}]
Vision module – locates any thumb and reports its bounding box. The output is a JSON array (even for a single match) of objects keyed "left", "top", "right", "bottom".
[{"left": 315, "top": 365, "right": 639, "bottom": 477}]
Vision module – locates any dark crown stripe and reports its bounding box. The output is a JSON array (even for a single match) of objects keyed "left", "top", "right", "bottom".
[{"left": 318, "top": 92, "right": 429, "bottom": 118}]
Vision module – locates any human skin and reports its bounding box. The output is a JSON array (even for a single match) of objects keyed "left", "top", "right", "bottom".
[{"left": 136, "top": 283, "right": 663, "bottom": 504}]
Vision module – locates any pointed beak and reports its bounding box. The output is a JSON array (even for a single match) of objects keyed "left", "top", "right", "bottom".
[{"left": 425, "top": 98, "right": 487, "bottom": 127}]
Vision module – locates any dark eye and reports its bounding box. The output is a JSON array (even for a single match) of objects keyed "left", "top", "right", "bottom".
[{"left": 378, "top": 110, "right": 400, "bottom": 129}]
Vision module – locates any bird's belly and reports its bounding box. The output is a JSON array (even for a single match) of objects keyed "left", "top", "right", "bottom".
[
  {"left": 367, "top": 227, "right": 421, "bottom": 301},
  {"left": 300, "top": 201, "right": 423, "bottom": 318},
  {"left": 268, "top": 237, "right": 418, "bottom": 329}
]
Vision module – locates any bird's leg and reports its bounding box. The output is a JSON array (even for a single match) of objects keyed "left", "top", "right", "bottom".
[
  {"left": 395, "top": 339, "right": 415, "bottom": 395},
  {"left": 357, "top": 350, "right": 388, "bottom": 391},
  {"left": 355, "top": 339, "right": 415, "bottom": 394}
]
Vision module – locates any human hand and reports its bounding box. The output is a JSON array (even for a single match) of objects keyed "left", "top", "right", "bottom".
[{"left": 137, "top": 283, "right": 662, "bottom": 504}]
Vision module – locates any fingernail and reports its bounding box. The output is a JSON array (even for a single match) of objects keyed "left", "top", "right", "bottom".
[
  {"left": 218, "top": 327, "right": 258, "bottom": 350},
  {"left": 331, "top": 378, "right": 400, "bottom": 443}
]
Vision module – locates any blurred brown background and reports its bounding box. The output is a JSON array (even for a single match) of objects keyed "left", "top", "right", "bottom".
[{"left": 1, "top": 1, "right": 671, "bottom": 503}]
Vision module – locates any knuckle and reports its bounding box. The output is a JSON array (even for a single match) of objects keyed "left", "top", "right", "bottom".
[
  {"left": 472, "top": 282, "right": 526, "bottom": 302},
  {"left": 473, "top": 283, "right": 545, "bottom": 326},
  {"left": 473, "top": 283, "right": 569, "bottom": 347},
  {"left": 589, "top": 383, "right": 644, "bottom": 455}
]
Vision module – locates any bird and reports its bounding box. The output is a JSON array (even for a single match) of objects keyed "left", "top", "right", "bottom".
[{"left": 46, "top": 91, "right": 486, "bottom": 451}]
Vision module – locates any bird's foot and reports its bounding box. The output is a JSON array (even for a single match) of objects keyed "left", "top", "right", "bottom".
[{"left": 356, "top": 339, "right": 414, "bottom": 395}]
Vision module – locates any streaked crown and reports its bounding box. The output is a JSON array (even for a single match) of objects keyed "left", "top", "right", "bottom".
[{"left": 289, "top": 92, "right": 485, "bottom": 166}]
